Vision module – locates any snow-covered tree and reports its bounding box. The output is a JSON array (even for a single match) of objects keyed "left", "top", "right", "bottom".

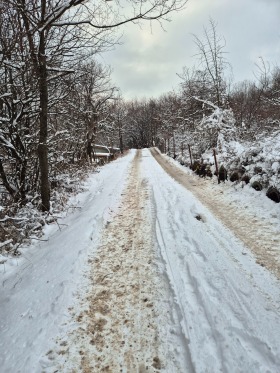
[
  {"left": 0, "top": 4, "right": 40, "bottom": 204},
  {"left": 2, "top": 0, "right": 187, "bottom": 211}
]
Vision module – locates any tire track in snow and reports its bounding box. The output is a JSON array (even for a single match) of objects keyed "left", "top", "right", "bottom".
[
  {"left": 149, "top": 183, "right": 227, "bottom": 372},
  {"left": 150, "top": 147, "right": 280, "bottom": 279},
  {"left": 149, "top": 187, "right": 196, "bottom": 373},
  {"left": 143, "top": 148, "right": 280, "bottom": 373}
]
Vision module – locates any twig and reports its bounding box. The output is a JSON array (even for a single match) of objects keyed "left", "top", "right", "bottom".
[
  {"left": 30, "top": 237, "right": 49, "bottom": 241},
  {"left": 100, "top": 273, "right": 114, "bottom": 282},
  {"left": 0, "top": 216, "right": 29, "bottom": 222},
  {"left": 0, "top": 239, "right": 13, "bottom": 249}
]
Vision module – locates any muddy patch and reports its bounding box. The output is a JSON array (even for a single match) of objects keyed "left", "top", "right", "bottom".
[{"left": 56, "top": 151, "right": 166, "bottom": 372}]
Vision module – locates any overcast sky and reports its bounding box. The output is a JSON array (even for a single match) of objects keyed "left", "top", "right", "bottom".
[{"left": 99, "top": 0, "right": 280, "bottom": 100}]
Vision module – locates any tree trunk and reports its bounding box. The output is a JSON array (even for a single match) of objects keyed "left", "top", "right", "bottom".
[
  {"left": 0, "top": 159, "right": 18, "bottom": 200},
  {"left": 119, "top": 126, "right": 123, "bottom": 154},
  {"left": 38, "top": 27, "right": 50, "bottom": 211},
  {"left": 213, "top": 148, "right": 220, "bottom": 184},
  {"left": 188, "top": 144, "right": 193, "bottom": 168}
]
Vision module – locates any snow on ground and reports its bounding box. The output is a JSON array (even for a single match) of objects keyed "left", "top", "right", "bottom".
[
  {"left": 1, "top": 148, "right": 280, "bottom": 373},
  {"left": 0, "top": 151, "right": 135, "bottom": 373},
  {"left": 154, "top": 149, "right": 280, "bottom": 279},
  {"left": 144, "top": 149, "right": 280, "bottom": 372},
  {"left": 52, "top": 150, "right": 190, "bottom": 373}
]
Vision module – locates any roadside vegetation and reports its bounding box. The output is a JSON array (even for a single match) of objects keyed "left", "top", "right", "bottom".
[{"left": 1, "top": 9, "right": 279, "bottom": 255}]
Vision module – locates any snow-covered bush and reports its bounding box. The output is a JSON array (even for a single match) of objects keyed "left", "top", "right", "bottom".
[
  {"left": 171, "top": 103, "right": 280, "bottom": 202},
  {"left": 197, "top": 107, "right": 236, "bottom": 153},
  {"left": 226, "top": 131, "right": 280, "bottom": 190},
  {"left": 0, "top": 163, "right": 96, "bottom": 256}
]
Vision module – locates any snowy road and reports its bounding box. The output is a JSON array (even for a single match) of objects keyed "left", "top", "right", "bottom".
[
  {"left": 144, "top": 149, "right": 280, "bottom": 372},
  {"left": 1, "top": 149, "right": 280, "bottom": 373}
]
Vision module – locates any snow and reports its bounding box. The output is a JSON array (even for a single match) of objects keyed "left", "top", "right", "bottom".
[
  {"left": 159, "top": 149, "right": 280, "bottom": 277},
  {"left": 0, "top": 116, "right": 9, "bottom": 122},
  {"left": 0, "top": 239, "right": 13, "bottom": 249},
  {"left": 0, "top": 255, "right": 8, "bottom": 264},
  {"left": 173, "top": 105, "right": 280, "bottom": 202},
  {"left": 143, "top": 149, "right": 280, "bottom": 372},
  {"left": 94, "top": 152, "right": 110, "bottom": 157},
  {"left": 0, "top": 151, "right": 135, "bottom": 373},
  {"left": 52, "top": 150, "right": 190, "bottom": 372},
  {"left": 0, "top": 134, "right": 19, "bottom": 156},
  {"left": 1, "top": 149, "right": 280, "bottom": 373},
  {"left": 0, "top": 93, "right": 13, "bottom": 99}
]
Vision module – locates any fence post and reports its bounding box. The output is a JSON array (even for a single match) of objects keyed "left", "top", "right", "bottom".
[
  {"left": 188, "top": 144, "right": 193, "bottom": 168},
  {"left": 213, "top": 148, "right": 220, "bottom": 184}
]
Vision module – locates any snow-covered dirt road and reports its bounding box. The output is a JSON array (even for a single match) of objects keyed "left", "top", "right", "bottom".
[
  {"left": 144, "top": 149, "right": 280, "bottom": 372},
  {"left": 150, "top": 148, "right": 280, "bottom": 279},
  {"left": 1, "top": 149, "right": 280, "bottom": 373},
  {"left": 57, "top": 150, "right": 190, "bottom": 373}
]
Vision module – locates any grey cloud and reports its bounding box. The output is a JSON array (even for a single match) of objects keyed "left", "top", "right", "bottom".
[{"left": 102, "top": 0, "right": 280, "bottom": 99}]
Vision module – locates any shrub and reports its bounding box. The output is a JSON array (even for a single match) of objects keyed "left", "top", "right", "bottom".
[
  {"left": 206, "top": 167, "right": 213, "bottom": 178},
  {"left": 251, "top": 181, "right": 262, "bottom": 191},
  {"left": 198, "top": 163, "right": 207, "bottom": 177},
  {"left": 192, "top": 160, "right": 201, "bottom": 173},
  {"left": 241, "top": 175, "right": 250, "bottom": 184},
  {"left": 229, "top": 171, "right": 240, "bottom": 182},
  {"left": 266, "top": 186, "right": 280, "bottom": 203},
  {"left": 219, "top": 165, "right": 227, "bottom": 182},
  {"left": 254, "top": 166, "right": 262, "bottom": 174}
]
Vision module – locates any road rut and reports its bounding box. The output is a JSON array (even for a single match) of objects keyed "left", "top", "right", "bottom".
[{"left": 60, "top": 150, "right": 189, "bottom": 373}]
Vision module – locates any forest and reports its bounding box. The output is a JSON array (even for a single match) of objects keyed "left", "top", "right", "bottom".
[{"left": 1, "top": 2, "right": 280, "bottom": 254}]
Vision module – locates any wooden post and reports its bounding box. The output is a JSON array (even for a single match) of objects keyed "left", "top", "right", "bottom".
[
  {"left": 173, "top": 133, "right": 176, "bottom": 158},
  {"left": 188, "top": 144, "right": 193, "bottom": 168},
  {"left": 181, "top": 142, "right": 184, "bottom": 156},
  {"left": 164, "top": 139, "right": 167, "bottom": 153},
  {"left": 213, "top": 148, "right": 220, "bottom": 184},
  {"left": 167, "top": 138, "right": 170, "bottom": 154}
]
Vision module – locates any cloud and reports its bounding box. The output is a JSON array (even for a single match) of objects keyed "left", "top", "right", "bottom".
[{"left": 101, "top": 0, "right": 280, "bottom": 99}]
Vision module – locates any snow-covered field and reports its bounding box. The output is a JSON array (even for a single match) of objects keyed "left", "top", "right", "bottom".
[{"left": 0, "top": 149, "right": 279, "bottom": 373}]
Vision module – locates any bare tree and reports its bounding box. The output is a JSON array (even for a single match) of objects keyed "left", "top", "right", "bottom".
[
  {"left": 0, "top": 3, "right": 40, "bottom": 204},
  {"left": 192, "top": 19, "right": 230, "bottom": 107},
  {"left": 5, "top": 0, "right": 187, "bottom": 211},
  {"left": 230, "top": 58, "right": 271, "bottom": 129},
  {"left": 110, "top": 97, "right": 129, "bottom": 154}
]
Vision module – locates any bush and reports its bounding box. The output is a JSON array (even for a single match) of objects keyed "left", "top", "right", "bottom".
[
  {"left": 254, "top": 166, "right": 262, "bottom": 174},
  {"left": 266, "top": 186, "right": 280, "bottom": 203},
  {"left": 229, "top": 171, "right": 240, "bottom": 182},
  {"left": 251, "top": 181, "right": 262, "bottom": 191},
  {"left": 219, "top": 165, "right": 227, "bottom": 182},
  {"left": 198, "top": 163, "right": 207, "bottom": 177},
  {"left": 206, "top": 167, "right": 213, "bottom": 178},
  {"left": 191, "top": 160, "right": 201, "bottom": 173},
  {"left": 241, "top": 175, "right": 250, "bottom": 184}
]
